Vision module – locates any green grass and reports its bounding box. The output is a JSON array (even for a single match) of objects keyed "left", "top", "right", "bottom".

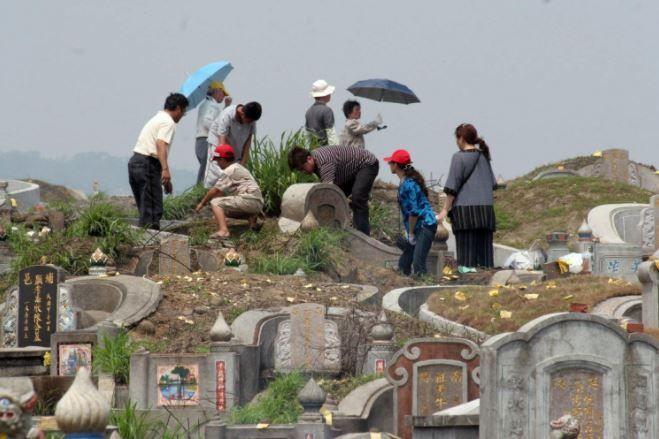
[
  {"left": 110, "top": 401, "right": 158, "bottom": 439},
  {"left": 247, "top": 130, "right": 317, "bottom": 215},
  {"left": 162, "top": 184, "right": 207, "bottom": 220},
  {"left": 92, "top": 330, "right": 136, "bottom": 385},
  {"left": 248, "top": 227, "right": 345, "bottom": 275},
  {"left": 369, "top": 199, "right": 397, "bottom": 242},
  {"left": 230, "top": 372, "right": 305, "bottom": 424}
]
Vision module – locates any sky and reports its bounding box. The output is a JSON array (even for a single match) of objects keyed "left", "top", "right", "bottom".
[{"left": 1, "top": 0, "right": 658, "bottom": 186}]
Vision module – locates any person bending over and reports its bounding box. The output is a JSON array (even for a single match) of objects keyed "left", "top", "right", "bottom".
[
  {"left": 195, "top": 144, "right": 264, "bottom": 239},
  {"left": 288, "top": 144, "right": 379, "bottom": 235}
]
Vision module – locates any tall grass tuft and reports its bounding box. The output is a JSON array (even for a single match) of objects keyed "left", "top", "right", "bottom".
[
  {"left": 230, "top": 372, "right": 305, "bottom": 424},
  {"left": 92, "top": 330, "right": 136, "bottom": 385},
  {"left": 247, "top": 130, "right": 317, "bottom": 215},
  {"left": 295, "top": 227, "right": 344, "bottom": 272},
  {"left": 110, "top": 401, "right": 157, "bottom": 439},
  {"left": 162, "top": 184, "right": 207, "bottom": 220}
]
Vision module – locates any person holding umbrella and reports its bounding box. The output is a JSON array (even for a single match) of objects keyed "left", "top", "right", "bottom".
[
  {"left": 339, "top": 100, "right": 383, "bottom": 149},
  {"left": 384, "top": 149, "right": 437, "bottom": 276},
  {"left": 305, "top": 79, "right": 339, "bottom": 146},
  {"left": 128, "top": 93, "right": 189, "bottom": 229},
  {"left": 194, "top": 81, "right": 232, "bottom": 184}
]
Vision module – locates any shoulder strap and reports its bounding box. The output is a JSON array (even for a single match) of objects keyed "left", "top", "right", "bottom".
[{"left": 454, "top": 152, "right": 481, "bottom": 194}]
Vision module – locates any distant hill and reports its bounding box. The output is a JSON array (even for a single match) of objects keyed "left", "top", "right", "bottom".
[{"left": 0, "top": 151, "right": 196, "bottom": 196}]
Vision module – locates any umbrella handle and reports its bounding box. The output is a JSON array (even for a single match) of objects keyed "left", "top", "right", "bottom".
[{"left": 376, "top": 125, "right": 388, "bottom": 131}]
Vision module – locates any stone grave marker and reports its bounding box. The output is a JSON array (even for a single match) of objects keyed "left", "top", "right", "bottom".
[
  {"left": 479, "top": 313, "right": 659, "bottom": 439},
  {"left": 158, "top": 236, "right": 191, "bottom": 275},
  {"left": 16, "top": 265, "right": 61, "bottom": 347},
  {"left": 600, "top": 148, "right": 630, "bottom": 183},
  {"left": 274, "top": 304, "right": 341, "bottom": 374},
  {"left": 385, "top": 337, "right": 480, "bottom": 439}
]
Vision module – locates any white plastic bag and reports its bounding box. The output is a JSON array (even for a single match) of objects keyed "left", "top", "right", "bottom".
[
  {"left": 558, "top": 253, "right": 584, "bottom": 274},
  {"left": 504, "top": 252, "right": 534, "bottom": 270}
]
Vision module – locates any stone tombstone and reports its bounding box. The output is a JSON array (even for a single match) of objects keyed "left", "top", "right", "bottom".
[
  {"left": 274, "top": 304, "right": 341, "bottom": 374},
  {"left": 479, "top": 313, "right": 659, "bottom": 439},
  {"left": 640, "top": 206, "right": 655, "bottom": 253},
  {"left": 638, "top": 260, "right": 659, "bottom": 327},
  {"left": 546, "top": 232, "right": 570, "bottom": 263},
  {"left": 16, "top": 265, "right": 61, "bottom": 347},
  {"left": 279, "top": 183, "right": 351, "bottom": 232},
  {"left": 385, "top": 338, "right": 480, "bottom": 439},
  {"left": 653, "top": 195, "right": 659, "bottom": 250},
  {"left": 600, "top": 148, "right": 630, "bottom": 183},
  {"left": 158, "top": 235, "right": 191, "bottom": 275}
]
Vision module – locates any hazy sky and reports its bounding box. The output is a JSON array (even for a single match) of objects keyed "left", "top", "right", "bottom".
[{"left": 1, "top": 0, "right": 658, "bottom": 185}]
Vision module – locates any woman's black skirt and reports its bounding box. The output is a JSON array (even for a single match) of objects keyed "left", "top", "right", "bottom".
[{"left": 450, "top": 205, "right": 495, "bottom": 268}]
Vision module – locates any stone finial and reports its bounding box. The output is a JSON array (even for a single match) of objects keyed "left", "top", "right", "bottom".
[
  {"left": 434, "top": 222, "right": 450, "bottom": 243},
  {"left": 55, "top": 367, "right": 110, "bottom": 434},
  {"left": 577, "top": 220, "right": 593, "bottom": 241},
  {"left": 370, "top": 311, "right": 394, "bottom": 342},
  {"left": 300, "top": 211, "right": 320, "bottom": 231},
  {"left": 550, "top": 414, "right": 580, "bottom": 439},
  {"left": 210, "top": 312, "right": 233, "bottom": 342},
  {"left": 298, "top": 378, "right": 326, "bottom": 422}
]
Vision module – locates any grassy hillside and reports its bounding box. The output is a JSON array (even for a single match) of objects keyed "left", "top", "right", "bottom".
[
  {"left": 494, "top": 176, "right": 652, "bottom": 249},
  {"left": 520, "top": 155, "right": 599, "bottom": 180}
]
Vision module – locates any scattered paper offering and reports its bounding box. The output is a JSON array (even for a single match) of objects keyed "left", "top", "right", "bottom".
[{"left": 499, "top": 310, "right": 512, "bottom": 319}]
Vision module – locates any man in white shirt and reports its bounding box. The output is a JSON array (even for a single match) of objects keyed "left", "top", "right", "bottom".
[
  {"left": 204, "top": 102, "right": 262, "bottom": 187},
  {"left": 194, "top": 81, "right": 232, "bottom": 184},
  {"left": 128, "top": 93, "right": 188, "bottom": 229},
  {"left": 195, "top": 144, "right": 264, "bottom": 239}
]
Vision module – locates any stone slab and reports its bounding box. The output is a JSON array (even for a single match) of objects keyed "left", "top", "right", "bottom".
[
  {"left": 50, "top": 331, "right": 98, "bottom": 376},
  {"left": 386, "top": 338, "right": 480, "bottom": 439},
  {"left": 159, "top": 236, "right": 191, "bottom": 275},
  {"left": 479, "top": 312, "right": 659, "bottom": 439},
  {"left": 0, "top": 347, "right": 50, "bottom": 377},
  {"left": 274, "top": 304, "right": 341, "bottom": 374}
]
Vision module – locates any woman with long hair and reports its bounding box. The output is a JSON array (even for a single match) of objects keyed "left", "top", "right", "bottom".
[
  {"left": 437, "top": 123, "right": 497, "bottom": 271},
  {"left": 384, "top": 149, "right": 438, "bottom": 276}
]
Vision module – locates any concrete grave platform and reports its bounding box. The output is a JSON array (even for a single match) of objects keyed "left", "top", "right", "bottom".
[
  {"left": 334, "top": 378, "right": 394, "bottom": 434},
  {"left": 64, "top": 275, "right": 162, "bottom": 329}
]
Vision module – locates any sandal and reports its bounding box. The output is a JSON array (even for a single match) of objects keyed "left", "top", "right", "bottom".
[{"left": 209, "top": 232, "right": 231, "bottom": 241}]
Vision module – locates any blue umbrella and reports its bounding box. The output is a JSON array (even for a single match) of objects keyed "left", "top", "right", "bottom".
[
  {"left": 347, "top": 79, "right": 420, "bottom": 104},
  {"left": 178, "top": 61, "right": 233, "bottom": 110}
]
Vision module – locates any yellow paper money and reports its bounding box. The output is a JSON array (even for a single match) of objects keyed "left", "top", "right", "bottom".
[
  {"left": 499, "top": 310, "right": 512, "bottom": 319},
  {"left": 488, "top": 289, "right": 499, "bottom": 297},
  {"left": 454, "top": 291, "right": 467, "bottom": 301},
  {"left": 524, "top": 294, "right": 539, "bottom": 300}
]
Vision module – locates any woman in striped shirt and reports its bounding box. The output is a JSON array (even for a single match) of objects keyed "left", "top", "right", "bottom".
[{"left": 437, "top": 124, "right": 497, "bottom": 271}]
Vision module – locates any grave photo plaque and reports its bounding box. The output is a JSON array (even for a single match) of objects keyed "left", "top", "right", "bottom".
[{"left": 17, "top": 265, "right": 59, "bottom": 347}]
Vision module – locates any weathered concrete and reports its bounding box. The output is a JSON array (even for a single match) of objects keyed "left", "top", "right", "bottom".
[
  {"left": 279, "top": 183, "right": 351, "bottom": 232},
  {"left": 0, "top": 347, "right": 49, "bottom": 376},
  {"left": 479, "top": 312, "right": 659, "bottom": 439},
  {"left": 591, "top": 295, "right": 642, "bottom": 322},
  {"left": 65, "top": 275, "right": 162, "bottom": 329},
  {"left": 638, "top": 260, "right": 659, "bottom": 327}
]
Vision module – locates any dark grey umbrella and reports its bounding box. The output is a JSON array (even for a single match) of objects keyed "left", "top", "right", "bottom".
[{"left": 347, "top": 79, "right": 420, "bottom": 104}]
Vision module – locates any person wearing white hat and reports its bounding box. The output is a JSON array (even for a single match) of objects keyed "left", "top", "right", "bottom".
[{"left": 305, "top": 79, "right": 339, "bottom": 146}]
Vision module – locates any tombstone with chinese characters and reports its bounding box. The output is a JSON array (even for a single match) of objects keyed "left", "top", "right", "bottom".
[
  {"left": 479, "top": 312, "right": 659, "bottom": 439},
  {"left": 158, "top": 235, "right": 191, "bottom": 275},
  {"left": 385, "top": 337, "right": 480, "bottom": 439},
  {"left": 274, "top": 303, "right": 342, "bottom": 374},
  {"left": 1, "top": 265, "right": 75, "bottom": 348}
]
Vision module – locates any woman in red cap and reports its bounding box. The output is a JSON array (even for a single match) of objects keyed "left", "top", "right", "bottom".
[{"left": 385, "top": 149, "right": 438, "bottom": 276}]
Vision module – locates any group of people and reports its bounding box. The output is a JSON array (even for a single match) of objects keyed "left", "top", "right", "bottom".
[{"left": 127, "top": 79, "right": 497, "bottom": 277}]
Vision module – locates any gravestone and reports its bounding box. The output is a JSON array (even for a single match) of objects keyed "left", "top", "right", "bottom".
[
  {"left": 546, "top": 232, "right": 570, "bottom": 263},
  {"left": 640, "top": 206, "right": 655, "bottom": 254},
  {"left": 16, "top": 266, "right": 63, "bottom": 347},
  {"left": 479, "top": 313, "right": 659, "bottom": 439},
  {"left": 600, "top": 148, "right": 630, "bottom": 183},
  {"left": 158, "top": 236, "right": 191, "bottom": 275},
  {"left": 653, "top": 195, "right": 659, "bottom": 250},
  {"left": 279, "top": 183, "right": 351, "bottom": 233},
  {"left": 274, "top": 304, "right": 341, "bottom": 374},
  {"left": 385, "top": 338, "right": 480, "bottom": 439}
]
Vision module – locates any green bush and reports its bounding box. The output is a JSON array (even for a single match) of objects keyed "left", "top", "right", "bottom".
[
  {"left": 230, "top": 372, "right": 305, "bottom": 424},
  {"left": 251, "top": 254, "right": 305, "bottom": 275},
  {"left": 68, "top": 194, "right": 136, "bottom": 258},
  {"left": 110, "top": 401, "right": 157, "bottom": 439},
  {"left": 7, "top": 226, "right": 92, "bottom": 276},
  {"left": 247, "top": 130, "right": 317, "bottom": 215},
  {"left": 92, "top": 330, "right": 136, "bottom": 385},
  {"left": 295, "top": 227, "right": 344, "bottom": 272},
  {"left": 163, "top": 184, "right": 207, "bottom": 220}
]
